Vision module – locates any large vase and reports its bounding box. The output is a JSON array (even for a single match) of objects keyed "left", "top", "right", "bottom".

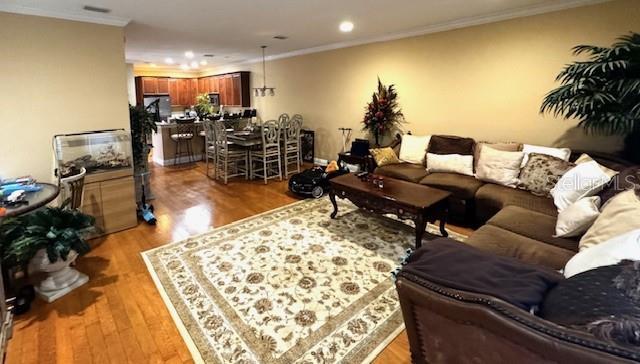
[{"left": 28, "top": 249, "right": 89, "bottom": 303}]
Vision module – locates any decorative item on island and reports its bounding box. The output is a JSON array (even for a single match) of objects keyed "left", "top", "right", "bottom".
[
  {"left": 541, "top": 32, "right": 640, "bottom": 163},
  {"left": 362, "top": 77, "right": 405, "bottom": 147},
  {"left": 0, "top": 205, "right": 95, "bottom": 302}
]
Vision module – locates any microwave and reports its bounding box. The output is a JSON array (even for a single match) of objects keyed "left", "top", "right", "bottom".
[{"left": 208, "top": 93, "right": 220, "bottom": 107}]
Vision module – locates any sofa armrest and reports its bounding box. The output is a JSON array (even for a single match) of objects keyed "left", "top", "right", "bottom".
[{"left": 396, "top": 272, "right": 640, "bottom": 364}]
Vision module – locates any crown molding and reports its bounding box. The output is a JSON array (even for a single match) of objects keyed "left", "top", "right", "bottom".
[
  {"left": 240, "top": 0, "right": 611, "bottom": 65},
  {"left": 0, "top": 4, "right": 130, "bottom": 27}
]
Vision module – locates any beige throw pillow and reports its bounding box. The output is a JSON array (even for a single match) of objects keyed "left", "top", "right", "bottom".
[
  {"left": 426, "top": 153, "right": 474, "bottom": 176},
  {"left": 579, "top": 190, "right": 640, "bottom": 251},
  {"left": 521, "top": 144, "right": 571, "bottom": 167},
  {"left": 575, "top": 153, "right": 619, "bottom": 178},
  {"left": 370, "top": 147, "right": 400, "bottom": 167},
  {"left": 554, "top": 196, "right": 601, "bottom": 238},
  {"left": 399, "top": 135, "right": 431, "bottom": 165},
  {"left": 473, "top": 142, "right": 521, "bottom": 169},
  {"left": 475, "top": 146, "right": 524, "bottom": 187}
]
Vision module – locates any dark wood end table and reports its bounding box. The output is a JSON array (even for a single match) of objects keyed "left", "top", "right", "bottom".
[{"left": 328, "top": 173, "right": 451, "bottom": 249}]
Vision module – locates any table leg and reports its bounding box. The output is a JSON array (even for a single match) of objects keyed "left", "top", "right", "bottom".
[
  {"left": 329, "top": 190, "right": 338, "bottom": 219},
  {"left": 439, "top": 207, "right": 449, "bottom": 237},
  {"left": 414, "top": 214, "right": 426, "bottom": 249}
]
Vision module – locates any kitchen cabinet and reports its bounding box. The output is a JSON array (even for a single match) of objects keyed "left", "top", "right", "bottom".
[
  {"left": 157, "top": 78, "right": 169, "bottom": 94},
  {"left": 136, "top": 72, "right": 250, "bottom": 107}
]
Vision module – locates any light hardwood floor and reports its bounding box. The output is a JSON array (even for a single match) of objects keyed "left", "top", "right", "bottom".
[{"left": 6, "top": 162, "right": 471, "bottom": 364}]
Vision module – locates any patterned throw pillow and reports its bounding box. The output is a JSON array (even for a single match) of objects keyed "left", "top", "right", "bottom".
[
  {"left": 518, "top": 153, "right": 575, "bottom": 197},
  {"left": 370, "top": 147, "right": 400, "bottom": 167}
]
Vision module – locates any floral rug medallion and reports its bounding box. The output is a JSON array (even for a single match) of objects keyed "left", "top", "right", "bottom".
[{"left": 142, "top": 198, "right": 466, "bottom": 364}]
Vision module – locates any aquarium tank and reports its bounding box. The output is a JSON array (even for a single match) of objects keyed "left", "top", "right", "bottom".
[{"left": 54, "top": 129, "right": 133, "bottom": 178}]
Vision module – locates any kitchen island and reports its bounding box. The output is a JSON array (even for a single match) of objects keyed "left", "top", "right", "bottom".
[{"left": 151, "top": 122, "right": 205, "bottom": 166}]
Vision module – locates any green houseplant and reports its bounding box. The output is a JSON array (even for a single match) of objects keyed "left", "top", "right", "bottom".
[
  {"left": 194, "top": 93, "right": 214, "bottom": 119},
  {"left": 0, "top": 206, "right": 95, "bottom": 301},
  {"left": 362, "top": 78, "right": 405, "bottom": 146},
  {"left": 129, "top": 104, "right": 157, "bottom": 174},
  {"left": 541, "top": 33, "right": 640, "bottom": 162}
]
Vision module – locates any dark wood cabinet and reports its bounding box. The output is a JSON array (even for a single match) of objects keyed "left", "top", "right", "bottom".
[{"left": 136, "top": 72, "right": 250, "bottom": 107}]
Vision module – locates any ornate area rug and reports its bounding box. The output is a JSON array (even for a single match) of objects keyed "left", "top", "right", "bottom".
[{"left": 142, "top": 198, "right": 466, "bottom": 364}]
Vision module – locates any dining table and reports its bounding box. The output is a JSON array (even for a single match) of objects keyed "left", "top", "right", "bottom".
[{"left": 226, "top": 129, "right": 264, "bottom": 147}]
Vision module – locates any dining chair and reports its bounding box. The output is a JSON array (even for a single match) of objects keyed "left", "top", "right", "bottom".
[
  {"left": 250, "top": 120, "right": 282, "bottom": 184},
  {"left": 213, "top": 120, "right": 248, "bottom": 184},
  {"left": 170, "top": 123, "right": 196, "bottom": 165},
  {"left": 59, "top": 167, "right": 86, "bottom": 210},
  {"left": 202, "top": 120, "right": 217, "bottom": 179},
  {"left": 281, "top": 115, "right": 302, "bottom": 178}
]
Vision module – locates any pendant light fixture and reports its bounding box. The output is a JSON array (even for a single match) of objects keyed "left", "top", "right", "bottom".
[{"left": 253, "top": 45, "right": 275, "bottom": 97}]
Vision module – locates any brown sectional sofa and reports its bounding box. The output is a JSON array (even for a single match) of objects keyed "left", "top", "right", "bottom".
[{"left": 373, "top": 135, "right": 632, "bottom": 270}]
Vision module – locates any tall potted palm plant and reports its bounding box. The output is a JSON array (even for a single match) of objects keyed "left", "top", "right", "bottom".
[{"left": 541, "top": 33, "right": 640, "bottom": 162}]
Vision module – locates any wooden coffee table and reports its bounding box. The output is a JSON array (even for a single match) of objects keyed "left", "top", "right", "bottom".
[{"left": 328, "top": 173, "right": 452, "bottom": 249}]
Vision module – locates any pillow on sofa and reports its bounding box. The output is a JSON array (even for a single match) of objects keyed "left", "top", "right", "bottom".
[
  {"left": 426, "top": 153, "right": 474, "bottom": 176},
  {"left": 554, "top": 196, "right": 601, "bottom": 238},
  {"left": 475, "top": 146, "right": 524, "bottom": 187},
  {"left": 579, "top": 189, "right": 640, "bottom": 250},
  {"left": 550, "top": 161, "right": 611, "bottom": 212},
  {"left": 575, "top": 153, "right": 618, "bottom": 178},
  {"left": 521, "top": 144, "right": 571, "bottom": 167},
  {"left": 474, "top": 142, "right": 521, "bottom": 169},
  {"left": 564, "top": 229, "right": 640, "bottom": 278},
  {"left": 399, "top": 135, "right": 431, "bottom": 164},
  {"left": 598, "top": 166, "right": 640, "bottom": 205},
  {"left": 540, "top": 260, "right": 640, "bottom": 347},
  {"left": 427, "top": 135, "right": 475, "bottom": 156},
  {"left": 370, "top": 147, "right": 400, "bottom": 167},
  {"left": 518, "top": 153, "right": 575, "bottom": 197}
]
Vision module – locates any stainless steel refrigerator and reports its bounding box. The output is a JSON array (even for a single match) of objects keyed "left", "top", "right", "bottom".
[{"left": 143, "top": 95, "right": 171, "bottom": 122}]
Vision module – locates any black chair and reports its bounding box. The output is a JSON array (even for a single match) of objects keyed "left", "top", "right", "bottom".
[{"left": 170, "top": 123, "right": 196, "bottom": 165}]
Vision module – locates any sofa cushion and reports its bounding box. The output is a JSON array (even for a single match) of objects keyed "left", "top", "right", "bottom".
[
  {"left": 517, "top": 153, "right": 575, "bottom": 197},
  {"left": 487, "top": 206, "right": 578, "bottom": 252},
  {"left": 370, "top": 147, "right": 400, "bottom": 167},
  {"left": 598, "top": 166, "right": 640, "bottom": 205},
  {"left": 403, "top": 238, "right": 562, "bottom": 311},
  {"left": 419, "top": 173, "right": 483, "bottom": 200},
  {"left": 465, "top": 224, "right": 575, "bottom": 270},
  {"left": 473, "top": 142, "right": 522, "bottom": 169},
  {"left": 427, "top": 135, "right": 475, "bottom": 156},
  {"left": 475, "top": 183, "right": 557, "bottom": 222},
  {"left": 374, "top": 163, "right": 427, "bottom": 183}
]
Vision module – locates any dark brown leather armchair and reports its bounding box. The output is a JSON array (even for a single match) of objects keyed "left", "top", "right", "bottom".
[{"left": 396, "top": 271, "right": 640, "bottom": 364}]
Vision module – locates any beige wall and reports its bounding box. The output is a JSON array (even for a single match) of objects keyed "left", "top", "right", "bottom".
[
  {"left": 0, "top": 12, "right": 129, "bottom": 182},
  {"left": 208, "top": 0, "right": 639, "bottom": 161}
]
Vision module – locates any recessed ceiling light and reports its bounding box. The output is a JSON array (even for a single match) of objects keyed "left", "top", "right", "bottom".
[
  {"left": 200, "top": 60, "right": 208, "bottom": 65},
  {"left": 339, "top": 21, "right": 354, "bottom": 33},
  {"left": 190, "top": 61, "right": 199, "bottom": 68},
  {"left": 180, "top": 64, "right": 190, "bottom": 70},
  {"left": 149, "top": 63, "right": 157, "bottom": 67},
  {"left": 164, "top": 57, "right": 174, "bottom": 64},
  {"left": 185, "top": 51, "right": 194, "bottom": 59},
  {"left": 83, "top": 5, "right": 111, "bottom": 13}
]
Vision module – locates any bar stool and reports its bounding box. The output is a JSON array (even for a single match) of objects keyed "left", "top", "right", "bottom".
[
  {"left": 171, "top": 123, "right": 196, "bottom": 165},
  {"left": 250, "top": 120, "right": 282, "bottom": 184}
]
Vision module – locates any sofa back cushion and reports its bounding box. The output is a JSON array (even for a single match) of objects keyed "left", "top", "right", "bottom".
[{"left": 428, "top": 135, "right": 475, "bottom": 156}]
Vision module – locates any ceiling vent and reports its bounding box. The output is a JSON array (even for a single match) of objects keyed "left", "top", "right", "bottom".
[
  {"left": 203, "top": 54, "right": 215, "bottom": 57},
  {"left": 83, "top": 5, "right": 111, "bottom": 13},
  {"left": 273, "top": 35, "right": 288, "bottom": 40}
]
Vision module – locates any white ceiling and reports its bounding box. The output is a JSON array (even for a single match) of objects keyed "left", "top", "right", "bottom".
[{"left": 1, "top": 0, "right": 608, "bottom": 70}]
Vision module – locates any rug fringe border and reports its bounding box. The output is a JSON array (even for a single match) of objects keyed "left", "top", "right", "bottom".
[{"left": 142, "top": 252, "right": 206, "bottom": 364}]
